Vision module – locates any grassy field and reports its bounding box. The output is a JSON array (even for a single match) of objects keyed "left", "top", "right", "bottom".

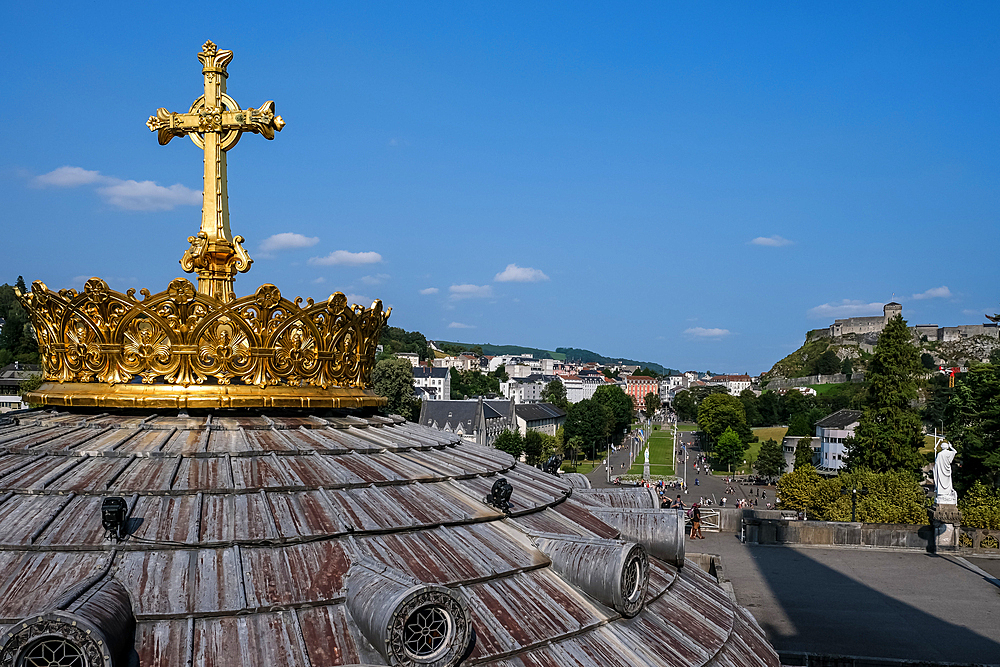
[
  {"left": 561, "top": 449, "right": 609, "bottom": 474},
  {"left": 753, "top": 426, "right": 788, "bottom": 444},
  {"left": 626, "top": 430, "right": 676, "bottom": 477},
  {"left": 676, "top": 423, "right": 700, "bottom": 432}
]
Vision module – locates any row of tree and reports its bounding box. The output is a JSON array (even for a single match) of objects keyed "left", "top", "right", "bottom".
[{"left": 562, "top": 385, "right": 634, "bottom": 460}]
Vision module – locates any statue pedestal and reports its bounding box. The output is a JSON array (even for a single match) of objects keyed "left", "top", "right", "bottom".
[{"left": 931, "top": 504, "right": 963, "bottom": 552}]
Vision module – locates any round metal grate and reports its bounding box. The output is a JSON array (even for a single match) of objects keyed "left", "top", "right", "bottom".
[
  {"left": 402, "top": 604, "right": 453, "bottom": 661},
  {"left": 19, "top": 637, "right": 87, "bottom": 667},
  {"left": 622, "top": 558, "right": 643, "bottom": 603}
]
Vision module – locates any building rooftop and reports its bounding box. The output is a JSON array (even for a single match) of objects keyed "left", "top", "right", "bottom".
[
  {"left": 0, "top": 407, "right": 778, "bottom": 666},
  {"left": 815, "top": 409, "right": 863, "bottom": 429}
]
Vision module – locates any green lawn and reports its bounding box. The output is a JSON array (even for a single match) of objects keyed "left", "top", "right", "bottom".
[
  {"left": 561, "top": 449, "right": 609, "bottom": 474},
  {"left": 626, "top": 430, "right": 676, "bottom": 477},
  {"left": 676, "top": 423, "right": 700, "bottom": 432}
]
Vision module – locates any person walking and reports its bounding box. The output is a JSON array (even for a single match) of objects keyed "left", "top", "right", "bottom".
[{"left": 690, "top": 504, "right": 704, "bottom": 539}]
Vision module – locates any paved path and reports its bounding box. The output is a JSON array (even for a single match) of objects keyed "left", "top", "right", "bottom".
[{"left": 690, "top": 530, "right": 1000, "bottom": 663}]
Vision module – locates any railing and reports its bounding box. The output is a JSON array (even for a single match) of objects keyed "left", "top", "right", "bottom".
[{"left": 685, "top": 508, "right": 721, "bottom": 532}]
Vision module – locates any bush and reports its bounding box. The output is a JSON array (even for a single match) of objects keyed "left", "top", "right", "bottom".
[
  {"left": 959, "top": 480, "right": 1000, "bottom": 529},
  {"left": 778, "top": 466, "right": 929, "bottom": 524}
]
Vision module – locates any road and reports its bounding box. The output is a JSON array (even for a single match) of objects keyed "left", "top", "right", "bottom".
[{"left": 590, "top": 426, "right": 777, "bottom": 508}]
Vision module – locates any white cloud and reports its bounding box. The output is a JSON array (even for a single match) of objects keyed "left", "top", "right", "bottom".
[
  {"left": 312, "top": 277, "right": 326, "bottom": 284},
  {"left": 750, "top": 235, "right": 793, "bottom": 247},
  {"left": 449, "top": 284, "right": 493, "bottom": 300},
  {"left": 33, "top": 166, "right": 200, "bottom": 211},
  {"left": 258, "top": 232, "right": 319, "bottom": 257},
  {"left": 344, "top": 294, "right": 371, "bottom": 306},
  {"left": 963, "top": 308, "right": 994, "bottom": 318},
  {"left": 419, "top": 287, "right": 439, "bottom": 295},
  {"left": 911, "top": 286, "right": 952, "bottom": 300},
  {"left": 98, "top": 180, "right": 201, "bottom": 211},
  {"left": 308, "top": 250, "right": 383, "bottom": 266},
  {"left": 684, "top": 327, "right": 731, "bottom": 338},
  {"left": 494, "top": 263, "right": 549, "bottom": 283},
  {"left": 360, "top": 273, "right": 390, "bottom": 286},
  {"left": 34, "top": 166, "right": 105, "bottom": 187},
  {"left": 808, "top": 299, "right": 884, "bottom": 319},
  {"left": 448, "top": 322, "right": 475, "bottom": 329}
]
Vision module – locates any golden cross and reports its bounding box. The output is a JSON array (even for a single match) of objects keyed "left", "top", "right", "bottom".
[{"left": 146, "top": 40, "right": 285, "bottom": 302}]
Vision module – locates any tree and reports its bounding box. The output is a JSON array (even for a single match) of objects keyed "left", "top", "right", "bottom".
[
  {"left": 523, "top": 430, "right": 554, "bottom": 467},
  {"left": 847, "top": 315, "right": 924, "bottom": 473},
  {"left": 944, "top": 364, "right": 1000, "bottom": 492},
  {"left": 450, "top": 368, "right": 500, "bottom": 399},
  {"left": 794, "top": 435, "right": 814, "bottom": 470},
  {"left": 697, "top": 393, "right": 752, "bottom": 445},
  {"left": 714, "top": 427, "right": 748, "bottom": 471},
  {"left": 841, "top": 356, "right": 854, "bottom": 378},
  {"left": 777, "top": 464, "right": 822, "bottom": 513},
  {"left": 673, "top": 390, "right": 697, "bottom": 422},
  {"left": 740, "top": 389, "right": 763, "bottom": 427},
  {"left": 564, "top": 399, "right": 610, "bottom": 458},
  {"left": 372, "top": 357, "right": 419, "bottom": 421},
  {"left": 592, "top": 385, "right": 633, "bottom": 442},
  {"left": 541, "top": 380, "right": 569, "bottom": 410},
  {"left": 757, "top": 391, "right": 780, "bottom": 426},
  {"left": 643, "top": 392, "right": 661, "bottom": 419},
  {"left": 755, "top": 438, "right": 786, "bottom": 479},
  {"left": 921, "top": 353, "right": 937, "bottom": 370},
  {"left": 633, "top": 367, "right": 658, "bottom": 377},
  {"left": 494, "top": 429, "right": 524, "bottom": 459},
  {"left": 814, "top": 350, "right": 841, "bottom": 375}
]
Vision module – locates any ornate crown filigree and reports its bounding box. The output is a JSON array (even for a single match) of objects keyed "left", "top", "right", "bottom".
[{"left": 18, "top": 278, "right": 390, "bottom": 409}]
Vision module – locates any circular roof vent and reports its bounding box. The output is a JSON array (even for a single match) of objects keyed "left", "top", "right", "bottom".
[{"left": 1, "top": 612, "right": 114, "bottom": 667}]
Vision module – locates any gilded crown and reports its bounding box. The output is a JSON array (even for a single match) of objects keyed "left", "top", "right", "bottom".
[
  {"left": 17, "top": 41, "right": 391, "bottom": 409},
  {"left": 19, "top": 278, "right": 390, "bottom": 409}
]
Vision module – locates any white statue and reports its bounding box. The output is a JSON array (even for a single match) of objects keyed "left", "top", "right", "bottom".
[
  {"left": 934, "top": 439, "right": 957, "bottom": 505},
  {"left": 644, "top": 446, "right": 650, "bottom": 464}
]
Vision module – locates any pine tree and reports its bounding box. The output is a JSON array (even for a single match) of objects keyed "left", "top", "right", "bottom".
[{"left": 847, "top": 315, "right": 924, "bottom": 473}]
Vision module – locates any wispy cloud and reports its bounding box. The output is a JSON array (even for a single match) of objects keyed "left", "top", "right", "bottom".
[
  {"left": 360, "top": 273, "right": 390, "bottom": 286},
  {"left": 808, "top": 299, "right": 884, "bottom": 319},
  {"left": 750, "top": 235, "right": 793, "bottom": 247},
  {"left": 448, "top": 322, "right": 475, "bottom": 329},
  {"left": 494, "top": 263, "right": 549, "bottom": 283},
  {"left": 312, "top": 277, "right": 326, "bottom": 284},
  {"left": 258, "top": 232, "right": 319, "bottom": 258},
  {"left": 308, "top": 250, "right": 383, "bottom": 266},
  {"left": 419, "top": 287, "right": 439, "bottom": 295},
  {"left": 34, "top": 166, "right": 200, "bottom": 211},
  {"left": 449, "top": 284, "right": 493, "bottom": 300},
  {"left": 684, "top": 327, "right": 731, "bottom": 338},
  {"left": 344, "top": 294, "right": 371, "bottom": 306},
  {"left": 911, "top": 286, "right": 951, "bottom": 300},
  {"left": 963, "top": 308, "right": 993, "bottom": 318},
  {"left": 35, "top": 166, "right": 104, "bottom": 187}
]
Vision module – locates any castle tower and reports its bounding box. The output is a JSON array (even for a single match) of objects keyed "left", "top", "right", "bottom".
[{"left": 884, "top": 301, "right": 902, "bottom": 322}]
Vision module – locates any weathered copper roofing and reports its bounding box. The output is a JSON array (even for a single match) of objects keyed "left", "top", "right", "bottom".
[{"left": 0, "top": 408, "right": 779, "bottom": 666}]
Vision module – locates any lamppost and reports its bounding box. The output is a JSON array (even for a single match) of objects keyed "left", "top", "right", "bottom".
[{"left": 841, "top": 486, "right": 868, "bottom": 522}]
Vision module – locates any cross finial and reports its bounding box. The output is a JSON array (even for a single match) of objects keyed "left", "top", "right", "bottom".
[{"left": 145, "top": 41, "right": 285, "bottom": 302}]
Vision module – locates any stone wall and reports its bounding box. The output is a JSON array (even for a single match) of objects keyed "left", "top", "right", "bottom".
[{"left": 765, "top": 372, "right": 865, "bottom": 390}]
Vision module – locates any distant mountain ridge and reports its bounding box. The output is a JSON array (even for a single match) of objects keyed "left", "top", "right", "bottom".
[{"left": 434, "top": 340, "right": 674, "bottom": 375}]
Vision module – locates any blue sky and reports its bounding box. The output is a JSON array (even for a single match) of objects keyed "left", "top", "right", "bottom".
[{"left": 2, "top": 2, "right": 996, "bottom": 373}]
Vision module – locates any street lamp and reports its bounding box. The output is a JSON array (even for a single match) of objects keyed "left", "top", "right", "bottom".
[{"left": 840, "top": 486, "right": 869, "bottom": 522}]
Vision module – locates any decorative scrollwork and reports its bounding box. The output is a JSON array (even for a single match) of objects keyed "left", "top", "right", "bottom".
[
  {"left": 981, "top": 534, "right": 999, "bottom": 549},
  {"left": 959, "top": 532, "right": 974, "bottom": 548},
  {"left": 19, "top": 278, "right": 389, "bottom": 390}
]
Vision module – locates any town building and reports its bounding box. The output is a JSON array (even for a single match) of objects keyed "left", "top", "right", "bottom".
[
  {"left": 706, "top": 374, "right": 752, "bottom": 396},
  {"left": 625, "top": 375, "right": 659, "bottom": 411},
  {"left": 412, "top": 365, "right": 451, "bottom": 400},
  {"left": 815, "top": 409, "right": 863, "bottom": 472},
  {"left": 513, "top": 402, "right": 567, "bottom": 437}
]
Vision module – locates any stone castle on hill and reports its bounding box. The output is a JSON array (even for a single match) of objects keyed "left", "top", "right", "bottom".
[{"left": 826, "top": 302, "right": 997, "bottom": 342}]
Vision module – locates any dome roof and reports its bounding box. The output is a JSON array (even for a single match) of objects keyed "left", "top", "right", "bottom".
[{"left": 0, "top": 408, "right": 778, "bottom": 667}]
